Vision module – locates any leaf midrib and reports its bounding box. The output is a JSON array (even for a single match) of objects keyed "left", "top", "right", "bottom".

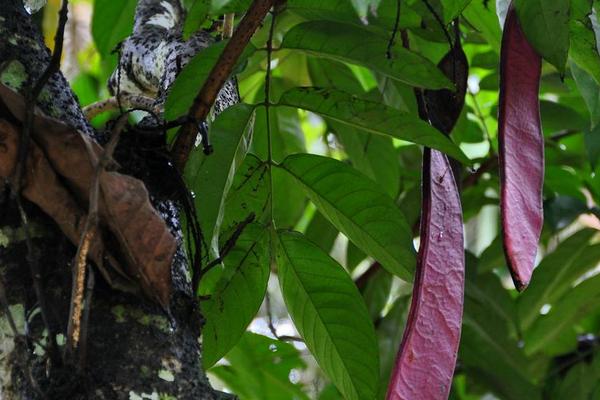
[{"left": 277, "top": 234, "right": 364, "bottom": 400}]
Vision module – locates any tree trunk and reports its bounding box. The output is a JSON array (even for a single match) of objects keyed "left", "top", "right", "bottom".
[{"left": 0, "top": 2, "right": 225, "bottom": 399}]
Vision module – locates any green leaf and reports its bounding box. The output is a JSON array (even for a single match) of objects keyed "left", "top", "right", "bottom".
[
  {"left": 277, "top": 87, "right": 469, "bottom": 163},
  {"left": 305, "top": 211, "right": 339, "bottom": 253},
  {"left": 209, "top": 332, "right": 309, "bottom": 400},
  {"left": 541, "top": 100, "right": 588, "bottom": 134},
  {"left": 515, "top": 0, "right": 570, "bottom": 72},
  {"left": 462, "top": 0, "right": 502, "bottom": 52},
  {"left": 275, "top": 230, "right": 379, "bottom": 400},
  {"left": 332, "top": 122, "right": 400, "bottom": 199},
  {"left": 165, "top": 41, "right": 256, "bottom": 120},
  {"left": 252, "top": 106, "right": 307, "bottom": 227},
  {"left": 281, "top": 21, "right": 453, "bottom": 89},
  {"left": 287, "top": 0, "right": 421, "bottom": 31},
  {"left": 211, "top": 0, "right": 253, "bottom": 14},
  {"left": 461, "top": 273, "right": 541, "bottom": 400},
  {"left": 361, "top": 268, "right": 393, "bottom": 321},
  {"left": 549, "top": 354, "right": 600, "bottom": 400},
  {"left": 185, "top": 103, "right": 255, "bottom": 255},
  {"left": 544, "top": 195, "right": 589, "bottom": 230},
  {"left": 518, "top": 229, "right": 600, "bottom": 332},
  {"left": 346, "top": 241, "right": 367, "bottom": 272},
  {"left": 91, "top": 0, "right": 137, "bottom": 57},
  {"left": 544, "top": 166, "right": 586, "bottom": 201},
  {"left": 183, "top": 0, "right": 211, "bottom": 39},
  {"left": 569, "top": 21, "right": 600, "bottom": 84},
  {"left": 376, "top": 296, "right": 410, "bottom": 398},
  {"left": 441, "top": 0, "right": 473, "bottom": 23},
  {"left": 585, "top": 124, "right": 600, "bottom": 168},
  {"left": 571, "top": 60, "right": 600, "bottom": 129},
  {"left": 221, "top": 154, "right": 270, "bottom": 235},
  {"left": 202, "top": 224, "right": 270, "bottom": 368},
  {"left": 279, "top": 153, "right": 416, "bottom": 280},
  {"left": 569, "top": 6, "right": 600, "bottom": 85},
  {"left": 307, "top": 58, "right": 367, "bottom": 96},
  {"left": 524, "top": 272, "right": 600, "bottom": 355}
]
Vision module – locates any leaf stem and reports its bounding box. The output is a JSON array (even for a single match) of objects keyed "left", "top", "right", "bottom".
[
  {"left": 265, "top": 11, "right": 277, "bottom": 227},
  {"left": 171, "top": 0, "right": 276, "bottom": 171}
]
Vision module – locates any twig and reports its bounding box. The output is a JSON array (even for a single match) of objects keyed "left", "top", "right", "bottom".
[
  {"left": 10, "top": 0, "right": 69, "bottom": 365},
  {"left": 16, "top": 199, "right": 59, "bottom": 362},
  {"left": 171, "top": 0, "right": 276, "bottom": 171},
  {"left": 78, "top": 266, "right": 95, "bottom": 368},
  {"left": 421, "top": 0, "right": 452, "bottom": 49},
  {"left": 386, "top": 0, "right": 402, "bottom": 59},
  {"left": 14, "top": 0, "right": 69, "bottom": 188},
  {"left": 265, "top": 290, "right": 277, "bottom": 335},
  {"left": 67, "top": 114, "right": 128, "bottom": 352},
  {"left": 199, "top": 213, "right": 256, "bottom": 283},
  {"left": 550, "top": 129, "right": 579, "bottom": 141},
  {"left": 82, "top": 94, "right": 158, "bottom": 120},
  {"left": 265, "top": 11, "right": 276, "bottom": 223},
  {"left": 277, "top": 335, "right": 304, "bottom": 342},
  {"left": 223, "top": 13, "right": 235, "bottom": 38},
  {"left": 461, "top": 157, "right": 497, "bottom": 188},
  {"left": 266, "top": 291, "right": 303, "bottom": 343},
  {"left": 468, "top": 91, "right": 494, "bottom": 153}
]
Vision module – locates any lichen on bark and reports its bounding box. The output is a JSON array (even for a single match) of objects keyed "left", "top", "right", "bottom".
[{"left": 0, "top": 1, "right": 232, "bottom": 398}]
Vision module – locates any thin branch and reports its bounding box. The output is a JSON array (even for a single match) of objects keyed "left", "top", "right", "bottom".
[
  {"left": 266, "top": 291, "right": 303, "bottom": 343},
  {"left": 468, "top": 91, "right": 495, "bottom": 153},
  {"left": 14, "top": 0, "right": 69, "bottom": 188},
  {"left": 223, "top": 13, "right": 235, "bottom": 38},
  {"left": 82, "top": 94, "right": 158, "bottom": 120},
  {"left": 421, "top": 0, "right": 453, "bottom": 49},
  {"left": 199, "top": 213, "right": 256, "bottom": 282},
  {"left": 462, "top": 157, "right": 497, "bottom": 188},
  {"left": 265, "top": 11, "right": 276, "bottom": 223},
  {"left": 78, "top": 266, "right": 95, "bottom": 368},
  {"left": 67, "top": 114, "right": 128, "bottom": 353},
  {"left": 171, "top": 0, "right": 276, "bottom": 171},
  {"left": 386, "top": 0, "right": 402, "bottom": 59},
  {"left": 9, "top": 0, "right": 69, "bottom": 365},
  {"left": 550, "top": 129, "right": 580, "bottom": 141}
]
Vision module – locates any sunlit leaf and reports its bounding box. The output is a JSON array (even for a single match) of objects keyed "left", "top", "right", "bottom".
[
  {"left": 183, "top": 0, "right": 211, "bottom": 39},
  {"left": 92, "top": 0, "right": 137, "bottom": 57},
  {"left": 515, "top": 0, "right": 570, "bottom": 71},
  {"left": 165, "top": 41, "right": 256, "bottom": 120},
  {"left": 279, "top": 153, "right": 416, "bottom": 280},
  {"left": 277, "top": 87, "right": 469, "bottom": 163},
  {"left": 281, "top": 21, "right": 453, "bottom": 89},
  {"left": 276, "top": 230, "right": 379, "bottom": 400},
  {"left": 185, "top": 103, "right": 255, "bottom": 256}
]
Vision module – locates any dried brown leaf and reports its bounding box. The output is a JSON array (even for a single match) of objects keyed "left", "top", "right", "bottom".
[{"left": 0, "top": 84, "right": 175, "bottom": 307}]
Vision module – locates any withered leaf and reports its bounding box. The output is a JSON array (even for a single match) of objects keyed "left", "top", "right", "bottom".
[{"left": 0, "top": 84, "right": 175, "bottom": 307}]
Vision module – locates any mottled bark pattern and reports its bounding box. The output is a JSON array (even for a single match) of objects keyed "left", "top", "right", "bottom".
[
  {"left": 0, "top": 1, "right": 230, "bottom": 399},
  {"left": 109, "top": 0, "right": 239, "bottom": 115}
]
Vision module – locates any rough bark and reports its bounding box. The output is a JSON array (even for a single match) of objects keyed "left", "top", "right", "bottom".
[{"left": 0, "top": 2, "right": 228, "bottom": 399}]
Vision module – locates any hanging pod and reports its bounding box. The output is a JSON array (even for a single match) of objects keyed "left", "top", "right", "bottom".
[
  {"left": 498, "top": 4, "right": 543, "bottom": 291},
  {"left": 387, "top": 25, "right": 466, "bottom": 400}
]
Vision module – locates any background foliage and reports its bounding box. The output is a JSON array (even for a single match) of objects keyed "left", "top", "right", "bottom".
[{"left": 42, "top": 0, "right": 600, "bottom": 398}]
